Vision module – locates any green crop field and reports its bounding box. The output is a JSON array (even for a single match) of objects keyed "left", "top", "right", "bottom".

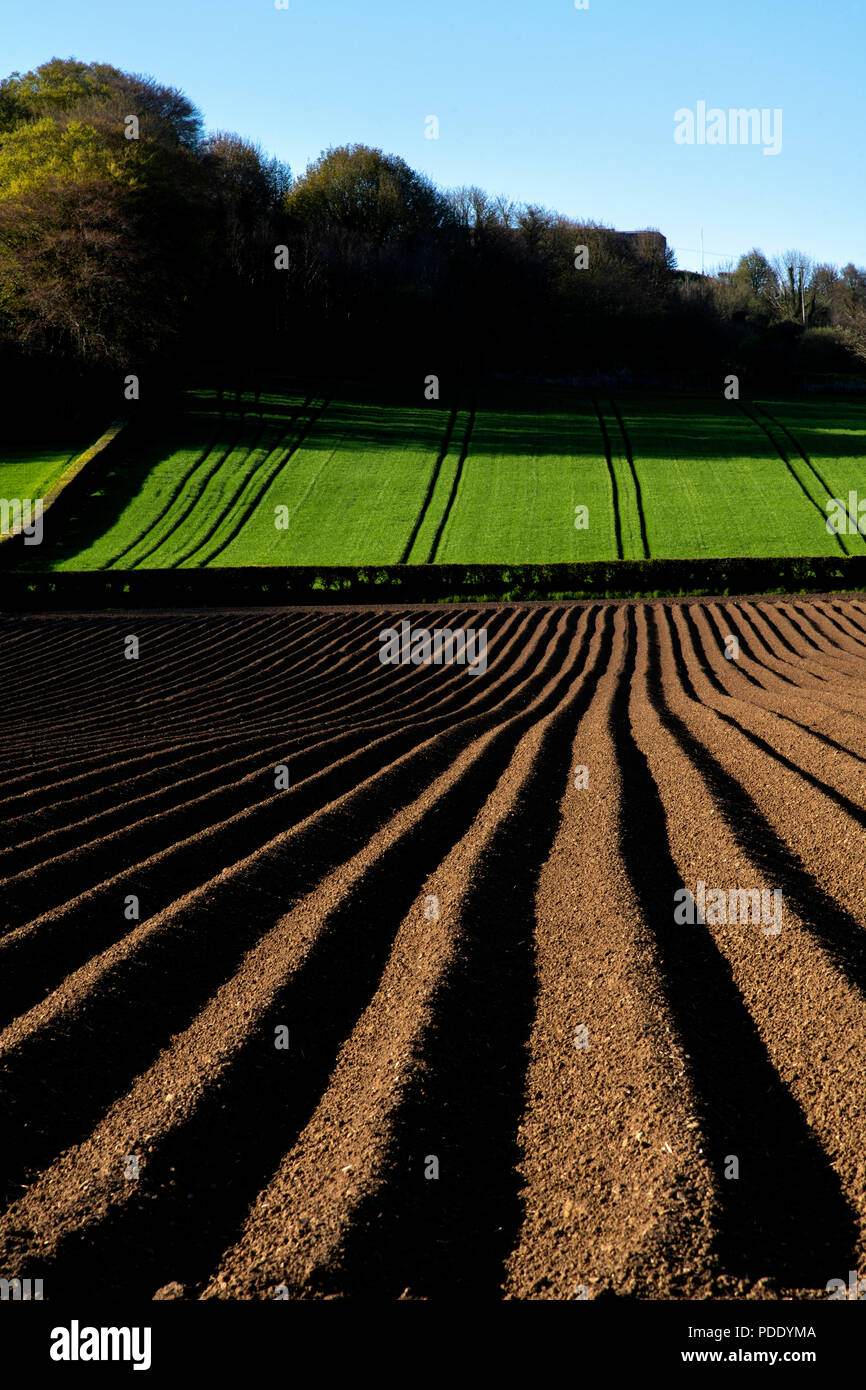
[
  {"left": 425, "top": 400, "right": 623, "bottom": 564},
  {"left": 4, "top": 383, "right": 865, "bottom": 569},
  {"left": 751, "top": 399, "right": 866, "bottom": 536},
  {"left": 0, "top": 445, "right": 84, "bottom": 510},
  {"left": 615, "top": 396, "right": 866, "bottom": 560}
]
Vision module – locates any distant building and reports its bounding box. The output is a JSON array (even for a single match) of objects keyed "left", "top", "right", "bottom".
[{"left": 613, "top": 229, "right": 668, "bottom": 256}]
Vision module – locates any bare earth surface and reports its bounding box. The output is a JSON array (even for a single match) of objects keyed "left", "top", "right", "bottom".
[{"left": 1, "top": 598, "right": 865, "bottom": 1301}]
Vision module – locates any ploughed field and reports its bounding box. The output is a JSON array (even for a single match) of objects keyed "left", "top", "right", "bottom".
[{"left": 1, "top": 598, "right": 865, "bottom": 1300}]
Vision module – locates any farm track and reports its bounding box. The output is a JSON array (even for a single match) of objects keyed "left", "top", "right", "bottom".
[
  {"left": 0, "top": 601, "right": 865, "bottom": 1301},
  {"left": 110, "top": 393, "right": 321, "bottom": 571}
]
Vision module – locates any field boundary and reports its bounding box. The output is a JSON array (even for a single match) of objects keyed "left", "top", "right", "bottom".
[
  {"left": 0, "top": 420, "right": 128, "bottom": 547},
  {"left": 2, "top": 556, "right": 865, "bottom": 608}
]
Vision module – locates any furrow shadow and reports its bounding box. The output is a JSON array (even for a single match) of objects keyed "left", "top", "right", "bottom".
[
  {"left": 613, "top": 606, "right": 857, "bottom": 1287},
  {"left": 305, "top": 610, "right": 617, "bottom": 1298},
  {"left": 6, "top": 613, "right": 606, "bottom": 1297},
  {"left": 0, "top": 610, "right": 594, "bottom": 1213}
]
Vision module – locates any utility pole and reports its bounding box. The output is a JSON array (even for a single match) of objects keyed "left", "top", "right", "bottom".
[
  {"left": 799, "top": 265, "right": 806, "bottom": 324},
  {"left": 700, "top": 226, "right": 704, "bottom": 276}
]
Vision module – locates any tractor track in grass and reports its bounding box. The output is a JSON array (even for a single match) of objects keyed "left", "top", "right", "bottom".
[
  {"left": 608, "top": 399, "right": 650, "bottom": 559},
  {"left": 118, "top": 394, "right": 315, "bottom": 572},
  {"left": 103, "top": 423, "right": 226, "bottom": 570},
  {"left": 107, "top": 417, "right": 264, "bottom": 570},
  {"left": 188, "top": 396, "right": 334, "bottom": 567},
  {"left": 755, "top": 404, "right": 866, "bottom": 545},
  {"left": 154, "top": 410, "right": 308, "bottom": 570},
  {"left": 427, "top": 405, "right": 477, "bottom": 562},
  {"left": 591, "top": 397, "right": 624, "bottom": 559},
  {"left": 738, "top": 404, "right": 850, "bottom": 557},
  {"left": 399, "top": 403, "right": 460, "bottom": 564},
  {"left": 0, "top": 600, "right": 864, "bottom": 1300}
]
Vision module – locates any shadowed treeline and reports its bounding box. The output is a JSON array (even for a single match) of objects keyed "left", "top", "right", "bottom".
[{"left": 2, "top": 59, "right": 864, "bottom": 426}]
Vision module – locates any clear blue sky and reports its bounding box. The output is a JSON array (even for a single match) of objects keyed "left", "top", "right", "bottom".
[{"left": 4, "top": 0, "right": 864, "bottom": 273}]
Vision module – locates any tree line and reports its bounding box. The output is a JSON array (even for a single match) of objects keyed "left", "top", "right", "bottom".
[{"left": 1, "top": 58, "right": 864, "bottom": 418}]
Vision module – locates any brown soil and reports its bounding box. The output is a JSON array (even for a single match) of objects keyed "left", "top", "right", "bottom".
[{"left": 0, "top": 599, "right": 864, "bottom": 1301}]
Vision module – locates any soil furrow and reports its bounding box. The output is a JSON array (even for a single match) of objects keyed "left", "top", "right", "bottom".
[
  {"left": 0, "top": 609, "right": 593, "bottom": 1205},
  {"left": 200, "top": 609, "right": 616, "bottom": 1300},
  {"left": 625, "top": 605, "right": 860, "bottom": 1291},
  {"left": 0, "top": 610, "right": 599, "bottom": 1285},
  {"left": 1, "top": 600, "right": 864, "bottom": 1303}
]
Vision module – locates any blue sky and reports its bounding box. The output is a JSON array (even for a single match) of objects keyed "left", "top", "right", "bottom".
[{"left": 4, "top": 0, "right": 864, "bottom": 272}]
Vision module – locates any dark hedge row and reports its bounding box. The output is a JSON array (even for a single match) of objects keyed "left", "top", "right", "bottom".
[{"left": 2, "top": 557, "right": 864, "bottom": 610}]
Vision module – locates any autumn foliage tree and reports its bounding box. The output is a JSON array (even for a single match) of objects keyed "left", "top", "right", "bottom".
[
  {"left": 0, "top": 59, "right": 277, "bottom": 372},
  {"left": 0, "top": 61, "right": 210, "bottom": 374}
]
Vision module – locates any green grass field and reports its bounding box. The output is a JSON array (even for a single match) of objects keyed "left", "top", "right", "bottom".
[
  {"left": 753, "top": 399, "right": 866, "bottom": 539},
  {"left": 4, "top": 383, "right": 865, "bottom": 568},
  {"left": 618, "top": 396, "right": 862, "bottom": 559},
  {"left": 0, "top": 445, "right": 83, "bottom": 509}
]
